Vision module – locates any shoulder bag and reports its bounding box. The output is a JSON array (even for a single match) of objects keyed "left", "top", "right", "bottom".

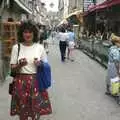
[{"left": 9, "top": 44, "right": 20, "bottom": 95}]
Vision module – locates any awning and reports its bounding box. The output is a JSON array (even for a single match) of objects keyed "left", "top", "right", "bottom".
[
  {"left": 85, "top": 0, "right": 120, "bottom": 15},
  {"left": 14, "top": 0, "right": 32, "bottom": 14},
  {"left": 65, "top": 10, "right": 82, "bottom": 19},
  {"left": 65, "top": 10, "right": 83, "bottom": 24},
  {"left": 57, "top": 19, "right": 68, "bottom": 26}
]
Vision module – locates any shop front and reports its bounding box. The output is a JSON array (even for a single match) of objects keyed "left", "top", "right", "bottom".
[
  {"left": 84, "top": 0, "right": 120, "bottom": 35},
  {"left": 80, "top": 0, "right": 120, "bottom": 67}
]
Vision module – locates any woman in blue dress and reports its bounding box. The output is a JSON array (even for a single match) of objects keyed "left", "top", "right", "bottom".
[{"left": 106, "top": 33, "right": 120, "bottom": 95}]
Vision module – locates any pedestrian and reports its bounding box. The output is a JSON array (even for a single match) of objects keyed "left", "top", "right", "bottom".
[
  {"left": 96, "top": 30, "right": 102, "bottom": 40},
  {"left": 67, "top": 28, "right": 75, "bottom": 61},
  {"left": 102, "top": 31, "right": 108, "bottom": 41},
  {"left": 105, "top": 33, "right": 120, "bottom": 95},
  {"left": 51, "top": 30, "right": 56, "bottom": 45},
  {"left": 38, "top": 25, "right": 44, "bottom": 44},
  {"left": 10, "top": 21, "right": 52, "bottom": 120},
  {"left": 42, "top": 26, "right": 49, "bottom": 54},
  {"left": 57, "top": 27, "right": 68, "bottom": 62}
]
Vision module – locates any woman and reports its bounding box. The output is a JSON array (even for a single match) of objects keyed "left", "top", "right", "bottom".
[
  {"left": 67, "top": 28, "right": 75, "bottom": 61},
  {"left": 57, "top": 27, "right": 68, "bottom": 62},
  {"left": 106, "top": 33, "right": 120, "bottom": 95},
  {"left": 10, "top": 21, "right": 52, "bottom": 120}
]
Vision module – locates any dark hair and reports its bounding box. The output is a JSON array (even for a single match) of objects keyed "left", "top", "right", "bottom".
[
  {"left": 67, "top": 27, "right": 73, "bottom": 32},
  {"left": 17, "top": 21, "right": 38, "bottom": 43},
  {"left": 59, "top": 27, "right": 65, "bottom": 33}
]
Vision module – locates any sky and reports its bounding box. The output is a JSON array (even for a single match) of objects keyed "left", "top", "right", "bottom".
[{"left": 41, "top": 0, "right": 58, "bottom": 12}]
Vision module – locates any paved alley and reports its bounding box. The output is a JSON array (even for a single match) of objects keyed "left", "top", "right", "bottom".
[{"left": 0, "top": 42, "right": 120, "bottom": 120}]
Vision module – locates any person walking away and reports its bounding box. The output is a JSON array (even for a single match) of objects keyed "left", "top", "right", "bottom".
[
  {"left": 38, "top": 25, "right": 44, "bottom": 44},
  {"left": 10, "top": 21, "right": 52, "bottom": 120},
  {"left": 105, "top": 33, "right": 120, "bottom": 95},
  {"left": 67, "top": 28, "right": 75, "bottom": 61},
  {"left": 57, "top": 27, "right": 68, "bottom": 62},
  {"left": 39, "top": 25, "right": 49, "bottom": 54}
]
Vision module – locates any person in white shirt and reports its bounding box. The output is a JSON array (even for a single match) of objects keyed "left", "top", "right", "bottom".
[
  {"left": 10, "top": 21, "right": 52, "bottom": 120},
  {"left": 57, "top": 27, "right": 68, "bottom": 62}
]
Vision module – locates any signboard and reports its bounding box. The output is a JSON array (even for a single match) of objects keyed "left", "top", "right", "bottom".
[{"left": 83, "top": 0, "right": 94, "bottom": 12}]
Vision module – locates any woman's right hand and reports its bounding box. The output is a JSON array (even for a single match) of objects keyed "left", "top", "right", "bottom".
[{"left": 19, "top": 58, "right": 28, "bottom": 67}]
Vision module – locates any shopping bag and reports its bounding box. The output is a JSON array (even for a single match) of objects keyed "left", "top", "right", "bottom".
[
  {"left": 36, "top": 61, "right": 51, "bottom": 91},
  {"left": 9, "top": 81, "right": 15, "bottom": 95},
  {"left": 110, "top": 76, "right": 120, "bottom": 95},
  {"left": 10, "top": 44, "right": 20, "bottom": 77}
]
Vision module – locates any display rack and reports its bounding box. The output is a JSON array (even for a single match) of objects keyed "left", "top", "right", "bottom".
[
  {"left": 1, "top": 22, "right": 20, "bottom": 58},
  {"left": 0, "top": 22, "right": 20, "bottom": 80}
]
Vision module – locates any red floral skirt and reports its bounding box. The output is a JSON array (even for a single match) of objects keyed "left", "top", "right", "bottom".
[{"left": 10, "top": 74, "right": 52, "bottom": 119}]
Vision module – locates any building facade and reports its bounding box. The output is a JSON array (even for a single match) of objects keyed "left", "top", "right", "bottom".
[
  {"left": 34, "top": 1, "right": 48, "bottom": 25},
  {"left": 0, "top": 0, "right": 49, "bottom": 25},
  {"left": 68, "top": 0, "right": 83, "bottom": 13},
  {"left": 63, "top": 0, "right": 69, "bottom": 18},
  {"left": 58, "top": 0, "right": 84, "bottom": 20},
  {"left": 58, "top": 0, "right": 64, "bottom": 20},
  {"left": 84, "top": 0, "right": 120, "bottom": 35},
  {"left": 0, "top": 0, "right": 33, "bottom": 22}
]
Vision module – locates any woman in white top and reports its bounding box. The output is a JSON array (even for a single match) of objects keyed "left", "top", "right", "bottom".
[{"left": 10, "top": 21, "right": 52, "bottom": 120}]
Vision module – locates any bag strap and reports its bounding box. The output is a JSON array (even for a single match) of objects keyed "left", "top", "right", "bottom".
[{"left": 17, "top": 43, "right": 20, "bottom": 63}]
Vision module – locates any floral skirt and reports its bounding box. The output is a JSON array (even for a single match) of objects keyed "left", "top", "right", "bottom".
[{"left": 10, "top": 74, "right": 52, "bottom": 119}]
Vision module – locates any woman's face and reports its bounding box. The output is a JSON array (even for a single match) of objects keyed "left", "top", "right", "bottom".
[{"left": 23, "top": 29, "right": 33, "bottom": 42}]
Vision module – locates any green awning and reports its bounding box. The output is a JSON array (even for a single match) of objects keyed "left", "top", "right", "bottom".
[{"left": 67, "top": 15, "right": 80, "bottom": 24}]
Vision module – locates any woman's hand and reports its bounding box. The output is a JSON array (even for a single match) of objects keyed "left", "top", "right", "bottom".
[
  {"left": 19, "top": 58, "right": 28, "bottom": 67},
  {"left": 11, "top": 58, "right": 27, "bottom": 73},
  {"left": 34, "top": 58, "right": 40, "bottom": 66}
]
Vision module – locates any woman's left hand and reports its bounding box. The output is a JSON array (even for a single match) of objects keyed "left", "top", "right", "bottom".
[{"left": 34, "top": 58, "right": 40, "bottom": 66}]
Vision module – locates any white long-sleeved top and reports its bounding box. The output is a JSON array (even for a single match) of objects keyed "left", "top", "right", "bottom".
[{"left": 56, "top": 32, "right": 68, "bottom": 42}]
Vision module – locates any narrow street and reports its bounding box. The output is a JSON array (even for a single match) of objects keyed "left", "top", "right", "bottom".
[
  {"left": 0, "top": 41, "right": 120, "bottom": 120},
  {"left": 1, "top": 0, "right": 120, "bottom": 120}
]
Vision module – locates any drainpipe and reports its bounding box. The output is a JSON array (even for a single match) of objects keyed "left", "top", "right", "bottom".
[
  {"left": 0, "top": 0, "right": 5, "bottom": 81},
  {"left": 0, "top": 0, "right": 5, "bottom": 37},
  {"left": 94, "top": 0, "right": 97, "bottom": 33}
]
